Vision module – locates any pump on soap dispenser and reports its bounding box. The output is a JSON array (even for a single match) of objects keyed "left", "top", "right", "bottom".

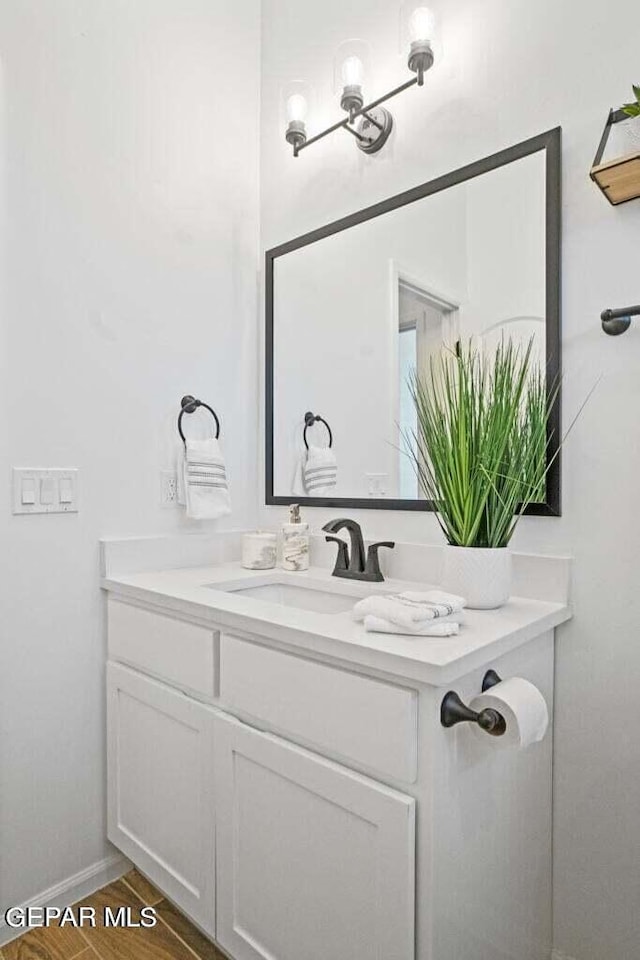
[{"left": 281, "top": 503, "right": 310, "bottom": 571}]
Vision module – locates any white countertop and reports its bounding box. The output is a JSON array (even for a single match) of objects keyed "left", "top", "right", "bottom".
[{"left": 102, "top": 562, "right": 571, "bottom": 685}]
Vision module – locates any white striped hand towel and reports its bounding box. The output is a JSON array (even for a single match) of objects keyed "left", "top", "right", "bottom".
[
  {"left": 183, "top": 438, "right": 231, "bottom": 520},
  {"left": 362, "top": 616, "right": 460, "bottom": 636},
  {"left": 353, "top": 590, "right": 465, "bottom": 630},
  {"left": 303, "top": 445, "right": 337, "bottom": 495}
]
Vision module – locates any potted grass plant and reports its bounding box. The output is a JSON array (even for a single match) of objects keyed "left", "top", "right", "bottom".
[{"left": 406, "top": 337, "right": 551, "bottom": 609}]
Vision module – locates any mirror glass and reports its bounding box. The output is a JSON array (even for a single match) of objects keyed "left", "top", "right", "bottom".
[{"left": 267, "top": 132, "right": 560, "bottom": 513}]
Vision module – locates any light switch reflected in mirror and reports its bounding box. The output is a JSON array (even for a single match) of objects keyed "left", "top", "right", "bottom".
[{"left": 266, "top": 130, "right": 561, "bottom": 514}]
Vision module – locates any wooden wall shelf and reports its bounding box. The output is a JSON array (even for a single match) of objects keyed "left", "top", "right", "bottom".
[
  {"left": 591, "top": 152, "right": 640, "bottom": 205},
  {"left": 590, "top": 108, "right": 640, "bottom": 206}
]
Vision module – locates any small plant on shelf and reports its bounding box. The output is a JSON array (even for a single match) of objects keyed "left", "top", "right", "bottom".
[
  {"left": 621, "top": 83, "right": 640, "bottom": 152},
  {"left": 590, "top": 84, "right": 640, "bottom": 203},
  {"left": 622, "top": 84, "right": 640, "bottom": 118}
]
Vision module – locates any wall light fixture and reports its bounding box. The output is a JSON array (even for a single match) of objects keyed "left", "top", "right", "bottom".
[{"left": 284, "top": 5, "right": 437, "bottom": 158}]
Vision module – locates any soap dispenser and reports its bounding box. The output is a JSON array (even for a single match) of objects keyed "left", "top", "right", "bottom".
[{"left": 281, "top": 503, "right": 310, "bottom": 571}]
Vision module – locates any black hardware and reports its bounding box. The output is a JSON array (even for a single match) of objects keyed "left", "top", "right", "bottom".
[
  {"left": 440, "top": 692, "right": 507, "bottom": 737},
  {"left": 591, "top": 108, "right": 628, "bottom": 170},
  {"left": 440, "top": 670, "right": 506, "bottom": 737},
  {"left": 343, "top": 124, "right": 370, "bottom": 144},
  {"left": 177, "top": 395, "right": 220, "bottom": 446},
  {"left": 482, "top": 669, "right": 502, "bottom": 691},
  {"left": 601, "top": 305, "right": 640, "bottom": 336},
  {"left": 356, "top": 108, "right": 394, "bottom": 155},
  {"left": 362, "top": 111, "right": 384, "bottom": 131},
  {"left": 322, "top": 518, "right": 394, "bottom": 581},
  {"left": 292, "top": 77, "right": 418, "bottom": 157},
  {"left": 364, "top": 541, "right": 396, "bottom": 582},
  {"left": 266, "top": 128, "right": 562, "bottom": 517},
  {"left": 323, "top": 518, "right": 365, "bottom": 576},
  {"left": 325, "top": 536, "right": 349, "bottom": 573},
  {"left": 303, "top": 412, "right": 333, "bottom": 450}
]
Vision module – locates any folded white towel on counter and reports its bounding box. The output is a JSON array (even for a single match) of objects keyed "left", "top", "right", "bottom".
[
  {"left": 363, "top": 615, "right": 460, "bottom": 636},
  {"left": 181, "top": 438, "right": 231, "bottom": 520},
  {"left": 353, "top": 589, "right": 465, "bottom": 630},
  {"left": 293, "top": 445, "right": 337, "bottom": 496}
]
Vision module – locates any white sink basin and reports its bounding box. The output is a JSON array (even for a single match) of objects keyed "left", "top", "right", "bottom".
[{"left": 210, "top": 578, "right": 363, "bottom": 614}]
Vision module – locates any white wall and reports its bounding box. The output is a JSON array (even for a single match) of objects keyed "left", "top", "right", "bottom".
[
  {"left": 260, "top": 2, "right": 640, "bottom": 958},
  {"left": 0, "top": 0, "right": 259, "bottom": 912}
]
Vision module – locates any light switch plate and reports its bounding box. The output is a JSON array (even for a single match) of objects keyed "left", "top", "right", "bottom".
[{"left": 12, "top": 468, "right": 79, "bottom": 515}]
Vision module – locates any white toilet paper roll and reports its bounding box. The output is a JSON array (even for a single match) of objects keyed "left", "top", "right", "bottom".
[{"left": 469, "top": 677, "right": 549, "bottom": 749}]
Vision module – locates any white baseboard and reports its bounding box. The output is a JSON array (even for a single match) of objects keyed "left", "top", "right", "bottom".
[{"left": 0, "top": 852, "right": 131, "bottom": 948}]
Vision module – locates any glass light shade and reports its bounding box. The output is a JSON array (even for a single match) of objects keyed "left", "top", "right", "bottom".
[
  {"left": 286, "top": 93, "right": 308, "bottom": 124},
  {"left": 333, "top": 40, "right": 371, "bottom": 96},
  {"left": 408, "top": 6, "right": 435, "bottom": 44},
  {"left": 341, "top": 55, "right": 364, "bottom": 88}
]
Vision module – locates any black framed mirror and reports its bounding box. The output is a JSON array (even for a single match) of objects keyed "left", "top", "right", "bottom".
[{"left": 266, "top": 128, "right": 561, "bottom": 515}]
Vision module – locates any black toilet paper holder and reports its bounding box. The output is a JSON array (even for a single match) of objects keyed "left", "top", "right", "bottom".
[{"left": 440, "top": 670, "right": 507, "bottom": 737}]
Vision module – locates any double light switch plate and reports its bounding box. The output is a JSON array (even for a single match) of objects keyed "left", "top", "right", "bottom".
[{"left": 12, "top": 468, "right": 79, "bottom": 515}]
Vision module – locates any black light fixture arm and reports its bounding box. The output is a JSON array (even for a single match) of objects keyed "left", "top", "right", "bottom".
[
  {"left": 362, "top": 110, "right": 384, "bottom": 131},
  {"left": 292, "top": 76, "right": 419, "bottom": 157},
  {"left": 601, "top": 304, "right": 640, "bottom": 336},
  {"left": 342, "top": 124, "right": 369, "bottom": 144}
]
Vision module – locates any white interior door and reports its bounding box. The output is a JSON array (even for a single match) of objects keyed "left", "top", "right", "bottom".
[
  {"left": 107, "top": 662, "right": 216, "bottom": 935},
  {"left": 395, "top": 274, "right": 460, "bottom": 500},
  {"left": 215, "top": 712, "right": 415, "bottom": 960}
]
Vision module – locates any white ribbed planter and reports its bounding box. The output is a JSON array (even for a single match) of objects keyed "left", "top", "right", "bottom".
[
  {"left": 624, "top": 115, "right": 640, "bottom": 149},
  {"left": 442, "top": 545, "right": 512, "bottom": 610}
]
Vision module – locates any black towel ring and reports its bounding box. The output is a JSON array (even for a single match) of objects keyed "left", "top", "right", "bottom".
[
  {"left": 178, "top": 395, "right": 220, "bottom": 445},
  {"left": 303, "top": 411, "right": 333, "bottom": 450}
]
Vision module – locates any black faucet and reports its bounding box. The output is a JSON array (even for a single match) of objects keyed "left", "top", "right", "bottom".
[{"left": 322, "top": 518, "right": 395, "bottom": 583}]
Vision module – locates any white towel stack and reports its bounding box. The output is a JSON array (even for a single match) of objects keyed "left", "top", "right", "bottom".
[
  {"left": 180, "top": 437, "right": 231, "bottom": 520},
  {"left": 353, "top": 589, "right": 465, "bottom": 636},
  {"left": 293, "top": 445, "right": 337, "bottom": 496}
]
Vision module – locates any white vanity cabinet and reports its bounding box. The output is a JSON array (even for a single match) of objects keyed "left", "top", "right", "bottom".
[
  {"left": 106, "top": 661, "right": 216, "bottom": 935},
  {"left": 105, "top": 584, "right": 563, "bottom": 960},
  {"left": 214, "top": 713, "right": 415, "bottom": 960}
]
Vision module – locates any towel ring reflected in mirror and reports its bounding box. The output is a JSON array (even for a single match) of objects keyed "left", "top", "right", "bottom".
[
  {"left": 178, "top": 395, "right": 221, "bottom": 446},
  {"left": 303, "top": 411, "right": 333, "bottom": 450}
]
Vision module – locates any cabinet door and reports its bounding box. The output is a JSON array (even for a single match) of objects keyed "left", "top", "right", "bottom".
[
  {"left": 215, "top": 713, "right": 415, "bottom": 960},
  {"left": 107, "top": 663, "right": 215, "bottom": 935}
]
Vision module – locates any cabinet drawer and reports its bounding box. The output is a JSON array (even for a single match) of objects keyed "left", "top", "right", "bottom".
[
  {"left": 108, "top": 598, "right": 218, "bottom": 698},
  {"left": 220, "top": 634, "right": 417, "bottom": 782}
]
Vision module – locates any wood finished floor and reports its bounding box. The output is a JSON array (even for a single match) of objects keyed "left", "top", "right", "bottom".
[{"left": 1, "top": 871, "right": 226, "bottom": 960}]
